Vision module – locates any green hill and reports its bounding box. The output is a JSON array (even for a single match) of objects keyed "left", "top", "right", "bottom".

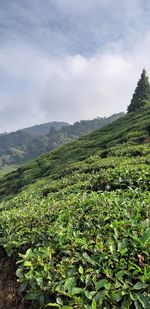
[
  {"left": 0, "top": 121, "right": 69, "bottom": 167},
  {"left": 0, "top": 108, "right": 149, "bottom": 200},
  {"left": 0, "top": 113, "right": 123, "bottom": 168},
  {"left": 0, "top": 108, "right": 150, "bottom": 308}
]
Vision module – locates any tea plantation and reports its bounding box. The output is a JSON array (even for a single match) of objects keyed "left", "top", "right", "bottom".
[{"left": 0, "top": 108, "right": 150, "bottom": 308}]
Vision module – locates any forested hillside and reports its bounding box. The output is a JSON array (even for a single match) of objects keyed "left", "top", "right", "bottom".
[
  {"left": 21, "top": 122, "right": 70, "bottom": 136},
  {"left": 0, "top": 113, "right": 124, "bottom": 169},
  {"left": 0, "top": 107, "right": 150, "bottom": 308},
  {"left": 0, "top": 121, "right": 69, "bottom": 167}
]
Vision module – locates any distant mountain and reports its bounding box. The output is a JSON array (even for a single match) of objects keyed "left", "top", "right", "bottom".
[
  {"left": 55, "top": 113, "right": 125, "bottom": 137},
  {"left": 21, "top": 121, "right": 70, "bottom": 136},
  {"left": 0, "top": 113, "right": 125, "bottom": 167}
]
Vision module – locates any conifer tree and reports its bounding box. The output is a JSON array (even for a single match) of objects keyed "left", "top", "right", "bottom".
[{"left": 127, "top": 69, "right": 150, "bottom": 113}]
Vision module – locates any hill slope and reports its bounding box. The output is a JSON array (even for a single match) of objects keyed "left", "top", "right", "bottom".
[
  {"left": 0, "top": 108, "right": 150, "bottom": 308},
  {"left": 0, "top": 108, "right": 149, "bottom": 200},
  {"left": 0, "top": 121, "right": 69, "bottom": 167},
  {"left": 0, "top": 113, "right": 124, "bottom": 168}
]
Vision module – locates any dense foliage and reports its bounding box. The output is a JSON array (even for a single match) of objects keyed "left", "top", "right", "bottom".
[
  {"left": 127, "top": 69, "right": 150, "bottom": 113},
  {"left": 0, "top": 108, "right": 150, "bottom": 308},
  {"left": 0, "top": 113, "right": 123, "bottom": 169}
]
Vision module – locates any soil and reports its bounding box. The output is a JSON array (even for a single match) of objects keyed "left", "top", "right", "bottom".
[{"left": 0, "top": 247, "right": 38, "bottom": 309}]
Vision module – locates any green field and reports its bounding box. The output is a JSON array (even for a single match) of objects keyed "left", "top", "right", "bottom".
[{"left": 0, "top": 108, "right": 150, "bottom": 308}]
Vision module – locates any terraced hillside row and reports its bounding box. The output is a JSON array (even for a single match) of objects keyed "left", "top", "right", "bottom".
[{"left": 0, "top": 108, "right": 150, "bottom": 308}]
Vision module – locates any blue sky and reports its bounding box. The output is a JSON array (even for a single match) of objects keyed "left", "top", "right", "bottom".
[{"left": 0, "top": 0, "right": 150, "bottom": 132}]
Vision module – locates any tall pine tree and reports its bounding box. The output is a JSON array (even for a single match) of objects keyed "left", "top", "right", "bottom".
[{"left": 127, "top": 69, "right": 150, "bottom": 113}]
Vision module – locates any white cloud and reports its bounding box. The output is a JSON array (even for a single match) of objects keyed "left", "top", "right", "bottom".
[
  {"left": 1, "top": 33, "right": 150, "bottom": 133},
  {"left": 0, "top": 1, "right": 150, "bottom": 132},
  {"left": 41, "top": 52, "right": 133, "bottom": 120}
]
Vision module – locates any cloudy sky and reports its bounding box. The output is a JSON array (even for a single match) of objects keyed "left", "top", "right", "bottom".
[{"left": 0, "top": 0, "right": 150, "bottom": 132}]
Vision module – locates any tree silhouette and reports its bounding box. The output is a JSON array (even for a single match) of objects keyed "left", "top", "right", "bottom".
[{"left": 127, "top": 69, "right": 150, "bottom": 113}]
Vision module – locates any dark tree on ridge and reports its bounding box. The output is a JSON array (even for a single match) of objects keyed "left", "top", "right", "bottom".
[{"left": 127, "top": 69, "right": 150, "bottom": 113}]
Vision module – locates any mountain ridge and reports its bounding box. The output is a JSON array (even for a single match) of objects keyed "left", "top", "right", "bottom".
[{"left": 0, "top": 113, "right": 124, "bottom": 167}]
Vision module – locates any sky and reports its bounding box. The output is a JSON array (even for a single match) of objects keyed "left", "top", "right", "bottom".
[{"left": 0, "top": 0, "right": 150, "bottom": 133}]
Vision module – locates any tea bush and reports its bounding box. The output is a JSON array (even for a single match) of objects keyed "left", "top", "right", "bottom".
[
  {"left": 0, "top": 109, "right": 150, "bottom": 308},
  {"left": 0, "top": 148, "right": 150, "bottom": 308}
]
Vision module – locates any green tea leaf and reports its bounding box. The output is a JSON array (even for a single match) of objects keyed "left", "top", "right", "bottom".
[
  {"left": 115, "top": 270, "right": 124, "bottom": 280},
  {"left": 46, "top": 303, "right": 60, "bottom": 307},
  {"left": 84, "top": 290, "right": 93, "bottom": 300},
  {"left": 71, "top": 287, "right": 82, "bottom": 295},
  {"left": 111, "top": 290, "right": 122, "bottom": 302},
  {"left": 78, "top": 265, "right": 84, "bottom": 274},
  {"left": 23, "top": 261, "right": 32, "bottom": 267},
  {"left": 95, "top": 279, "right": 109, "bottom": 290},
  {"left": 134, "top": 301, "right": 143, "bottom": 309},
  {"left": 83, "top": 252, "right": 96, "bottom": 265},
  {"left": 110, "top": 243, "right": 115, "bottom": 254},
  {"left": 141, "top": 227, "right": 150, "bottom": 245},
  {"left": 137, "top": 293, "right": 150, "bottom": 308},
  {"left": 92, "top": 299, "right": 97, "bottom": 309},
  {"left": 64, "top": 277, "right": 76, "bottom": 293},
  {"left": 133, "top": 282, "right": 147, "bottom": 290}
]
